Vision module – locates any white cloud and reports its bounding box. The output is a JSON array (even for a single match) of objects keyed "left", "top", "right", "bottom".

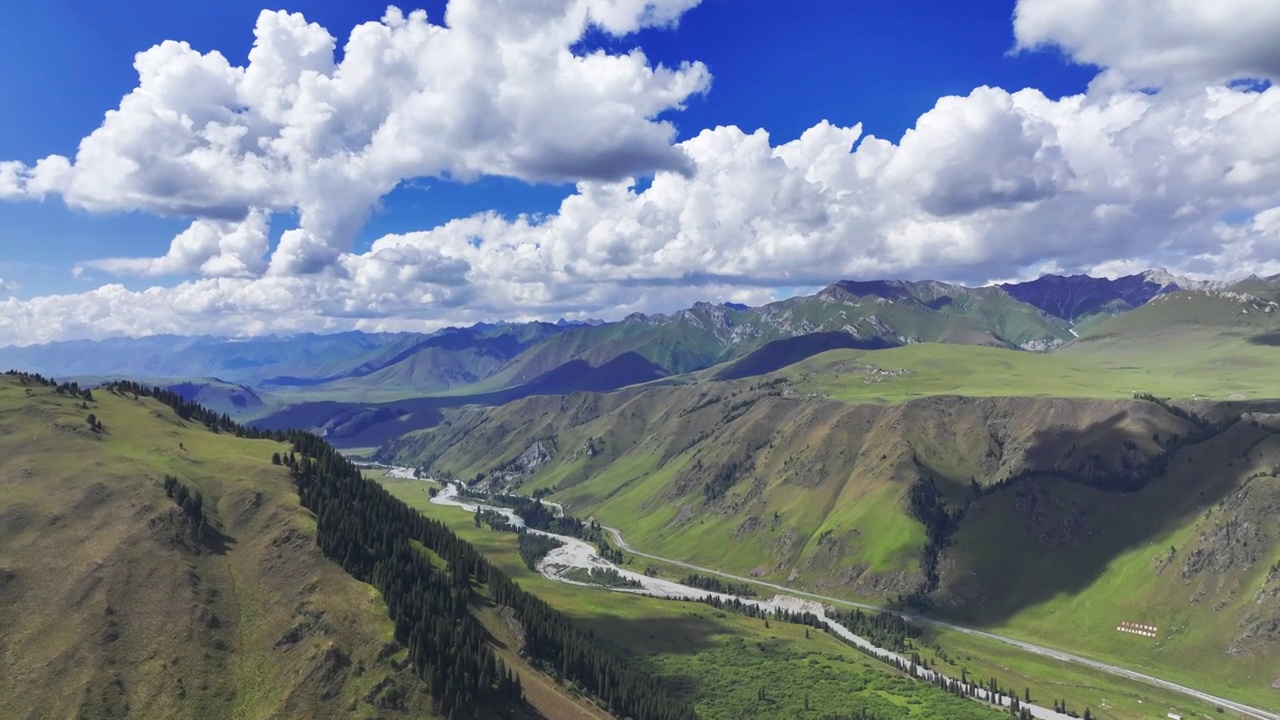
[
  {"left": 3, "top": 78, "right": 1278, "bottom": 345},
  {"left": 82, "top": 210, "right": 271, "bottom": 278},
  {"left": 1014, "top": 0, "right": 1280, "bottom": 89},
  {"left": 0, "top": 275, "right": 775, "bottom": 346},
  {"left": 0, "top": 278, "right": 15, "bottom": 297},
  {"left": 3, "top": 0, "right": 1280, "bottom": 345},
  {"left": 364, "top": 82, "right": 1275, "bottom": 289},
  {"left": 2, "top": 1, "right": 709, "bottom": 276}
]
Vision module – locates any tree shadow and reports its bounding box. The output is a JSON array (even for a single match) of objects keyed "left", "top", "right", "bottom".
[
  {"left": 570, "top": 613, "right": 726, "bottom": 658},
  {"left": 199, "top": 524, "right": 237, "bottom": 555},
  {"left": 469, "top": 592, "right": 723, "bottom": 658}
]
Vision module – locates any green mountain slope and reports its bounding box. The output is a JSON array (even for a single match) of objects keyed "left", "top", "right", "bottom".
[
  {"left": 265, "top": 323, "right": 570, "bottom": 402},
  {"left": 265, "top": 279, "right": 1075, "bottom": 412},
  {"left": 384, "top": 355, "right": 1280, "bottom": 707},
  {"left": 938, "top": 416, "right": 1280, "bottom": 703},
  {"left": 490, "top": 281, "right": 1074, "bottom": 389},
  {"left": 798, "top": 280, "right": 1074, "bottom": 350},
  {"left": 0, "top": 374, "right": 434, "bottom": 719},
  {"left": 0, "top": 373, "right": 649, "bottom": 720},
  {"left": 1056, "top": 289, "right": 1280, "bottom": 402},
  {"left": 1076, "top": 290, "right": 1279, "bottom": 339}
]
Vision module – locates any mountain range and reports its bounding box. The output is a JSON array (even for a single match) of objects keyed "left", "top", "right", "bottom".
[
  {"left": 1, "top": 269, "right": 1276, "bottom": 447},
  {"left": 2, "top": 268, "right": 1279, "bottom": 718}
]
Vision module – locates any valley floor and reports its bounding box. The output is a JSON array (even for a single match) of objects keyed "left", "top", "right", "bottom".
[{"left": 379, "top": 471, "right": 1275, "bottom": 720}]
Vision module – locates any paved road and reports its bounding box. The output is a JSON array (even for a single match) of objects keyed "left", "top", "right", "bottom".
[{"left": 602, "top": 528, "right": 1280, "bottom": 720}]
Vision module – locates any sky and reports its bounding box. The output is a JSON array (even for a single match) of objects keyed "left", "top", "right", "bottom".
[{"left": 0, "top": 0, "right": 1278, "bottom": 344}]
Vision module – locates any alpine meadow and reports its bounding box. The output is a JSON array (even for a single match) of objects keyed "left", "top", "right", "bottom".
[{"left": 2, "top": 1, "right": 1280, "bottom": 719}]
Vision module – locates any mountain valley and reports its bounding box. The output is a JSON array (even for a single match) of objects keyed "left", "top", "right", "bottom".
[{"left": 3, "top": 270, "right": 1279, "bottom": 720}]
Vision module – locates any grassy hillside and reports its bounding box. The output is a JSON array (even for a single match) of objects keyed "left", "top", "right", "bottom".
[
  {"left": 380, "top": 474, "right": 1248, "bottom": 720},
  {"left": 386, "top": 363, "right": 1280, "bottom": 708},
  {"left": 377, "top": 475, "right": 1010, "bottom": 720},
  {"left": 0, "top": 374, "right": 434, "bottom": 719},
  {"left": 0, "top": 374, "right": 635, "bottom": 720},
  {"left": 785, "top": 339, "right": 1280, "bottom": 403},
  {"left": 938, "top": 416, "right": 1280, "bottom": 708},
  {"left": 386, "top": 381, "right": 1198, "bottom": 594}
]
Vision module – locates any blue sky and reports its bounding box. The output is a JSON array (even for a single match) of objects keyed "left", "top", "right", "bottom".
[
  {"left": 0, "top": 0, "right": 1093, "bottom": 297},
  {"left": 0, "top": 0, "right": 1277, "bottom": 342}
]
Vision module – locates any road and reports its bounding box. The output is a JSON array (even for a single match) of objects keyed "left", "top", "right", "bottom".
[
  {"left": 423, "top": 479, "right": 1074, "bottom": 720},
  {"left": 393, "top": 468, "right": 1279, "bottom": 720},
  {"left": 600, "top": 528, "right": 1279, "bottom": 720}
]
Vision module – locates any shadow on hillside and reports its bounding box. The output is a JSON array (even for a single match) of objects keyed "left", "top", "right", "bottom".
[
  {"left": 1246, "top": 331, "right": 1280, "bottom": 346},
  {"left": 713, "top": 332, "right": 896, "bottom": 381},
  {"left": 200, "top": 525, "right": 237, "bottom": 556},
  {"left": 254, "top": 352, "right": 667, "bottom": 448},
  {"left": 925, "top": 401, "right": 1278, "bottom": 628},
  {"left": 570, "top": 613, "right": 724, "bottom": 657}
]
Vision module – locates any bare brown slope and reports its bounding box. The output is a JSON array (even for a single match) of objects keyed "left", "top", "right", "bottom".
[{"left": 0, "top": 376, "right": 434, "bottom": 719}]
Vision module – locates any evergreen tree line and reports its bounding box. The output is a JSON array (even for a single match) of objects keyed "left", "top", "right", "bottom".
[
  {"left": 3, "top": 370, "right": 95, "bottom": 400},
  {"left": 161, "top": 474, "right": 216, "bottom": 545},
  {"left": 563, "top": 567, "right": 641, "bottom": 589},
  {"left": 162, "top": 475, "right": 206, "bottom": 525},
  {"left": 675, "top": 592, "right": 1063, "bottom": 719},
  {"left": 458, "top": 487, "right": 626, "bottom": 564},
  {"left": 903, "top": 476, "right": 962, "bottom": 606},
  {"left": 103, "top": 379, "right": 276, "bottom": 438},
  {"left": 473, "top": 506, "right": 513, "bottom": 531},
  {"left": 680, "top": 573, "right": 758, "bottom": 597},
  {"left": 824, "top": 607, "right": 922, "bottom": 653},
  {"left": 78, "top": 380, "right": 695, "bottom": 720},
  {"left": 517, "top": 532, "right": 565, "bottom": 571},
  {"left": 284, "top": 442, "right": 695, "bottom": 720}
]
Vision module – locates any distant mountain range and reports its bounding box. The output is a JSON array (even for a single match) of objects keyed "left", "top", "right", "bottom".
[
  {"left": 998, "top": 268, "right": 1278, "bottom": 322},
  {"left": 1, "top": 269, "right": 1276, "bottom": 442}
]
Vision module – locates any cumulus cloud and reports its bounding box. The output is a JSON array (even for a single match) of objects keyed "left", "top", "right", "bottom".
[
  {"left": 1014, "top": 0, "right": 1280, "bottom": 88},
  {"left": 0, "top": 275, "right": 775, "bottom": 346},
  {"left": 354, "top": 82, "right": 1280, "bottom": 287},
  {"left": 3, "top": 0, "right": 1280, "bottom": 345},
  {"left": 82, "top": 211, "right": 271, "bottom": 278},
  {"left": 4, "top": 77, "right": 1279, "bottom": 345},
  {"left": 2, "top": 1, "right": 709, "bottom": 276}
]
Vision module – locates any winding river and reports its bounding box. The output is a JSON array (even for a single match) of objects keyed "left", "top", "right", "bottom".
[
  {"left": 381, "top": 466, "right": 1278, "bottom": 720},
  {"left": 387, "top": 468, "right": 1078, "bottom": 720}
]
